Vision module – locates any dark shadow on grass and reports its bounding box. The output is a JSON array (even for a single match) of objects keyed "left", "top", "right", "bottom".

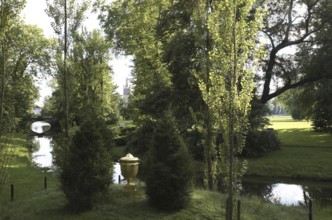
[
  {"left": 34, "top": 205, "right": 69, "bottom": 219},
  {"left": 277, "top": 128, "right": 332, "bottom": 148},
  {"left": 1, "top": 135, "right": 27, "bottom": 147},
  {"left": 278, "top": 128, "right": 309, "bottom": 133},
  {"left": 93, "top": 186, "right": 204, "bottom": 219},
  {"left": 272, "top": 119, "right": 301, "bottom": 123}
]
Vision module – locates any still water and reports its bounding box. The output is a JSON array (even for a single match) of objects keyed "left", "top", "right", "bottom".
[
  {"left": 241, "top": 177, "right": 332, "bottom": 207},
  {"left": 31, "top": 136, "right": 53, "bottom": 168},
  {"left": 30, "top": 121, "right": 123, "bottom": 180},
  {"left": 31, "top": 136, "right": 122, "bottom": 181},
  {"left": 113, "top": 162, "right": 122, "bottom": 183},
  {"left": 30, "top": 121, "right": 53, "bottom": 169}
]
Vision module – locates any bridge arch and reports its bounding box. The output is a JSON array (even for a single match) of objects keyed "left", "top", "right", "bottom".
[{"left": 29, "top": 116, "right": 54, "bottom": 136}]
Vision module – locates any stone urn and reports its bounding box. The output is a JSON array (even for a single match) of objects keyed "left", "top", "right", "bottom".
[{"left": 120, "top": 153, "right": 140, "bottom": 192}]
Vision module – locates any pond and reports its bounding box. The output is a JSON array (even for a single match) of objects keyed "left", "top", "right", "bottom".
[
  {"left": 113, "top": 162, "right": 122, "bottom": 184},
  {"left": 241, "top": 177, "right": 332, "bottom": 207},
  {"left": 30, "top": 121, "right": 53, "bottom": 170},
  {"left": 31, "top": 136, "right": 54, "bottom": 169},
  {"left": 30, "top": 121, "right": 124, "bottom": 181}
]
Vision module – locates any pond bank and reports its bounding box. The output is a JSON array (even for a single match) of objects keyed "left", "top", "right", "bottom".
[{"left": 242, "top": 176, "right": 332, "bottom": 206}]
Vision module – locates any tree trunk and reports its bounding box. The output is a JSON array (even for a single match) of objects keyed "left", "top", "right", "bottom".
[
  {"left": 226, "top": 2, "right": 238, "bottom": 219},
  {"left": 0, "top": 0, "right": 6, "bottom": 130},
  {"left": 204, "top": 0, "right": 215, "bottom": 190},
  {"left": 64, "top": 0, "right": 69, "bottom": 137},
  {"left": 205, "top": 109, "right": 215, "bottom": 190},
  {"left": 0, "top": 41, "right": 5, "bottom": 130}
]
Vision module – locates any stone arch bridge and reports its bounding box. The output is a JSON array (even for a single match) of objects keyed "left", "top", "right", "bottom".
[{"left": 29, "top": 115, "right": 54, "bottom": 136}]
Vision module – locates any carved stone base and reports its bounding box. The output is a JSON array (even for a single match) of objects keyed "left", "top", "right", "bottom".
[{"left": 123, "top": 184, "right": 136, "bottom": 192}]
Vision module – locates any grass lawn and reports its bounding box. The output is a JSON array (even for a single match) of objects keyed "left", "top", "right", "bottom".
[
  {"left": 246, "top": 116, "right": 332, "bottom": 180},
  {"left": 0, "top": 133, "right": 310, "bottom": 219}
]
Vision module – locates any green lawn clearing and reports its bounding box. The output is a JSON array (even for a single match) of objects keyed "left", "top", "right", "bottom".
[{"left": 246, "top": 116, "right": 332, "bottom": 180}]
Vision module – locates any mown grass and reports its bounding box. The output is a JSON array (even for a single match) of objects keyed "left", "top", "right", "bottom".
[
  {"left": 0, "top": 184, "right": 308, "bottom": 220},
  {"left": 0, "top": 133, "right": 311, "bottom": 219},
  {"left": 246, "top": 116, "right": 332, "bottom": 180},
  {"left": 269, "top": 116, "right": 331, "bottom": 148}
]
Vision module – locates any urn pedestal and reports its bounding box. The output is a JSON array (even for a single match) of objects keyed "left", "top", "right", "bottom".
[{"left": 120, "top": 153, "right": 140, "bottom": 192}]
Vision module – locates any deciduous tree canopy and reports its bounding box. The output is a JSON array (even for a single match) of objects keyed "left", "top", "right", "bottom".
[{"left": 259, "top": 0, "right": 332, "bottom": 103}]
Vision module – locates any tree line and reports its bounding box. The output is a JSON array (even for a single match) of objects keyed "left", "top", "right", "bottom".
[{"left": 0, "top": 0, "right": 330, "bottom": 134}]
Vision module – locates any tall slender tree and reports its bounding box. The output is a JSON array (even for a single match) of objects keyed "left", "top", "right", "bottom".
[
  {"left": 46, "top": 0, "right": 89, "bottom": 133},
  {"left": 0, "top": 0, "right": 5, "bottom": 129},
  {"left": 195, "top": 1, "right": 265, "bottom": 218},
  {"left": 194, "top": 0, "right": 217, "bottom": 191},
  {"left": 70, "top": 29, "right": 119, "bottom": 122},
  {"left": 64, "top": 0, "right": 68, "bottom": 136}
]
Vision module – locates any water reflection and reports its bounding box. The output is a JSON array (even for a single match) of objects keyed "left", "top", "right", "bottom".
[
  {"left": 270, "top": 184, "right": 304, "bottom": 205},
  {"left": 113, "top": 162, "right": 122, "bottom": 184},
  {"left": 241, "top": 177, "right": 332, "bottom": 207},
  {"left": 31, "top": 136, "right": 53, "bottom": 169},
  {"left": 30, "top": 122, "right": 127, "bottom": 184},
  {"left": 30, "top": 134, "right": 124, "bottom": 183},
  {"left": 31, "top": 121, "right": 51, "bottom": 134}
]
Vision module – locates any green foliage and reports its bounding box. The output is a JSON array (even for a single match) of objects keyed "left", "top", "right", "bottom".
[
  {"left": 242, "top": 96, "right": 280, "bottom": 157},
  {"left": 259, "top": 0, "right": 331, "bottom": 103},
  {"left": 279, "top": 88, "right": 308, "bottom": 120},
  {"left": 45, "top": 0, "right": 90, "bottom": 133},
  {"left": 145, "top": 111, "right": 194, "bottom": 211},
  {"left": 155, "top": 0, "right": 206, "bottom": 133},
  {"left": 154, "top": 2, "right": 209, "bottom": 185},
  {"left": 306, "top": 26, "right": 332, "bottom": 131},
  {"left": 70, "top": 29, "right": 119, "bottom": 123},
  {"left": 59, "top": 117, "right": 113, "bottom": 212},
  {"left": 242, "top": 129, "right": 280, "bottom": 157},
  {"left": 46, "top": 0, "right": 89, "bottom": 46},
  {"left": 193, "top": 0, "right": 265, "bottom": 208},
  {"left": 193, "top": 1, "right": 265, "bottom": 217},
  {"left": 0, "top": 21, "right": 54, "bottom": 131},
  {"left": 99, "top": 0, "right": 173, "bottom": 122},
  {"left": 0, "top": 134, "right": 14, "bottom": 194},
  {"left": 280, "top": 80, "right": 332, "bottom": 132},
  {"left": 266, "top": 4, "right": 332, "bottom": 130},
  {"left": 113, "top": 135, "right": 128, "bottom": 146},
  {"left": 126, "top": 120, "right": 154, "bottom": 160},
  {"left": 0, "top": 0, "right": 26, "bottom": 38},
  {"left": 100, "top": 0, "right": 265, "bottom": 195},
  {"left": 247, "top": 96, "right": 270, "bottom": 130},
  {"left": 311, "top": 81, "right": 332, "bottom": 132},
  {"left": 44, "top": 28, "right": 120, "bottom": 127}
]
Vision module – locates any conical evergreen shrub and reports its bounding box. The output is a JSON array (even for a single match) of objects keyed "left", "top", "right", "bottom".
[
  {"left": 60, "top": 117, "right": 113, "bottom": 212},
  {"left": 145, "top": 111, "right": 194, "bottom": 211}
]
